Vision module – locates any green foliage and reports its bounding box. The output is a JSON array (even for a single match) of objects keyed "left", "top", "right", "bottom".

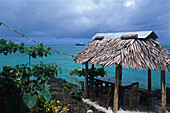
[
  {"left": 69, "top": 90, "right": 82, "bottom": 100},
  {"left": 0, "top": 39, "right": 63, "bottom": 112},
  {"left": 70, "top": 76, "right": 84, "bottom": 91},
  {"left": 0, "top": 39, "right": 25, "bottom": 55},
  {"left": 0, "top": 62, "right": 61, "bottom": 110},
  {"left": 23, "top": 92, "right": 37, "bottom": 108},
  {"left": 62, "top": 87, "right": 69, "bottom": 93},
  {"left": 0, "top": 64, "right": 30, "bottom": 89},
  {"left": 43, "top": 84, "right": 52, "bottom": 103},
  {"left": 0, "top": 39, "right": 53, "bottom": 58},
  {"left": 62, "top": 82, "right": 82, "bottom": 101},
  {"left": 19, "top": 42, "right": 25, "bottom": 54},
  {"left": 69, "top": 67, "right": 106, "bottom": 97},
  {"left": 32, "top": 97, "right": 69, "bottom": 113},
  {"left": 69, "top": 67, "right": 107, "bottom": 77},
  {"left": 63, "top": 82, "right": 76, "bottom": 89},
  {"left": 25, "top": 44, "right": 53, "bottom": 58},
  {"left": 32, "top": 62, "right": 62, "bottom": 82}
]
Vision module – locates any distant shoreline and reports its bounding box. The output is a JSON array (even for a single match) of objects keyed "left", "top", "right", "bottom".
[{"left": 24, "top": 44, "right": 170, "bottom": 46}]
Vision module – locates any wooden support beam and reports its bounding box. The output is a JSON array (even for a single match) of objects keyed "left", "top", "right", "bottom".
[
  {"left": 91, "top": 64, "right": 94, "bottom": 88},
  {"left": 119, "top": 65, "right": 122, "bottom": 80},
  {"left": 92, "top": 64, "right": 94, "bottom": 78},
  {"left": 85, "top": 63, "right": 89, "bottom": 98},
  {"left": 148, "top": 69, "right": 151, "bottom": 91},
  {"left": 118, "top": 65, "right": 123, "bottom": 104},
  {"left": 161, "top": 70, "right": 166, "bottom": 113},
  {"left": 91, "top": 64, "right": 95, "bottom": 80},
  {"left": 113, "top": 64, "right": 122, "bottom": 113},
  {"left": 147, "top": 69, "right": 152, "bottom": 110},
  {"left": 102, "top": 65, "right": 104, "bottom": 68},
  {"left": 92, "top": 64, "right": 94, "bottom": 70}
]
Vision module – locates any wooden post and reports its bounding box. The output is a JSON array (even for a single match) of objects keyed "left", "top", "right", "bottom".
[
  {"left": 91, "top": 64, "right": 95, "bottom": 100},
  {"left": 119, "top": 65, "right": 122, "bottom": 80},
  {"left": 113, "top": 64, "right": 121, "bottom": 113},
  {"left": 102, "top": 65, "right": 104, "bottom": 68},
  {"left": 118, "top": 65, "right": 123, "bottom": 104},
  {"left": 85, "top": 63, "right": 89, "bottom": 98},
  {"left": 161, "top": 70, "right": 166, "bottom": 113},
  {"left": 148, "top": 69, "right": 151, "bottom": 91},
  {"left": 91, "top": 64, "right": 94, "bottom": 84},
  {"left": 92, "top": 64, "right": 94, "bottom": 78},
  {"left": 147, "top": 69, "right": 152, "bottom": 111},
  {"left": 92, "top": 64, "right": 94, "bottom": 70}
]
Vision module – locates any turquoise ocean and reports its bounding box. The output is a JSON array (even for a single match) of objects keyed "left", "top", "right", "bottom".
[{"left": 0, "top": 45, "right": 169, "bottom": 90}]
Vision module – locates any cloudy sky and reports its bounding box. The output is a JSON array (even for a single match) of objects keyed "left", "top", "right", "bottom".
[{"left": 0, "top": 0, "right": 170, "bottom": 45}]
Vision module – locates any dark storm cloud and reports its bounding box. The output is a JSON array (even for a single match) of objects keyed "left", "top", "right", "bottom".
[{"left": 0, "top": 0, "right": 170, "bottom": 45}]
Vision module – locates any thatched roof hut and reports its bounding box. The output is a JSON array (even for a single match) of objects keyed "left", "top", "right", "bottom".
[
  {"left": 74, "top": 31, "right": 170, "bottom": 71},
  {"left": 73, "top": 31, "right": 170, "bottom": 113}
]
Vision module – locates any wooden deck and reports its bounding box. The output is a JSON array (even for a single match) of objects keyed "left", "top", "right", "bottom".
[{"left": 82, "top": 96, "right": 170, "bottom": 113}]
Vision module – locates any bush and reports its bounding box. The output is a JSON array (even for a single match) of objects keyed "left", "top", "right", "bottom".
[
  {"left": 0, "top": 39, "right": 62, "bottom": 112},
  {"left": 63, "top": 87, "right": 69, "bottom": 93},
  {"left": 32, "top": 97, "right": 69, "bottom": 113}
]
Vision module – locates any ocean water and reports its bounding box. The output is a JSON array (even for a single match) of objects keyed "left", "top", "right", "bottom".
[{"left": 0, "top": 45, "right": 169, "bottom": 90}]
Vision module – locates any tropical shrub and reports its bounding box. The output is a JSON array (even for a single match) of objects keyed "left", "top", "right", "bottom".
[
  {"left": 70, "top": 76, "right": 84, "bottom": 91},
  {"left": 69, "top": 90, "right": 82, "bottom": 100},
  {"left": 32, "top": 97, "right": 69, "bottom": 113},
  {"left": 63, "top": 82, "right": 76, "bottom": 89},
  {"left": 69, "top": 67, "right": 107, "bottom": 92},
  {"left": 0, "top": 39, "right": 63, "bottom": 112},
  {"left": 0, "top": 39, "right": 25, "bottom": 55},
  {"left": 69, "top": 67, "right": 107, "bottom": 77},
  {"left": 62, "top": 87, "right": 69, "bottom": 93},
  {"left": 62, "top": 82, "right": 82, "bottom": 101},
  {"left": 0, "top": 62, "right": 61, "bottom": 109},
  {"left": 32, "top": 62, "right": 62, "bottom": 83},
  {"left": 25, "top": 44, "right": 53, "bottom": 58},
  {"left": 0, "top": 39, "right": 53, "bottom": 57}
]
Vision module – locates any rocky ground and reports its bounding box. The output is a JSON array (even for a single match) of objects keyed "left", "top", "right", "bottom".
[{"left": 48, "top": 78, "right": 89, "bottom": 113}]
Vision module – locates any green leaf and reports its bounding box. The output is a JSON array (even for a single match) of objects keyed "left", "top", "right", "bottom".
[
  {"left": 21, "top": 42, "right": 25, "bottom": 47},
  {"left": 13, "top": 48, "right": 17, "bottom": 53},
  {"left": 43, "top": 84, "right": 51, "bottom": 102},
  {"left": 37, "top": 90, "right": 43, "bottom": 95},
  {"left": 25, "top": 68, "right": 29, "bottom": 74},
  {"left": 23, "top": 92, "right": 37, "bottom": 108},
  {"left": 9, "top": 70, "right": 13, "bottom": 73},
  {"left": 43, "top": 89, "right": 51, "bottom": 103}
]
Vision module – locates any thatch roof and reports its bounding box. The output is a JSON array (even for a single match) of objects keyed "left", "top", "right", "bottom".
[{"left": 73, "top": 36, "right": 170, "bottom": 71}]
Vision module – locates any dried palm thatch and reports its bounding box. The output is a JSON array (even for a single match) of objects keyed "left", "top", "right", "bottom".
[{"left": 73, "top": 38, "right": 170, "bottom": 71}]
